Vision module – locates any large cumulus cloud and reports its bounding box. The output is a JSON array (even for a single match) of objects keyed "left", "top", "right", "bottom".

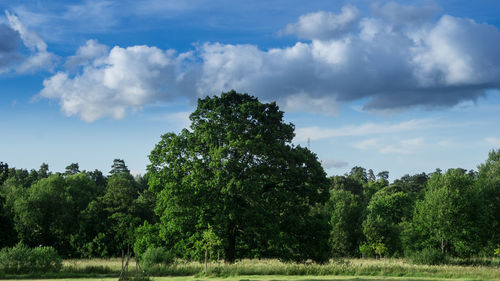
[
  {"left": 40, "top": 40, "right": 190, "bottom": 121},
  {"left": 38, "top": 2, "right": 500, "bottom": 121}
]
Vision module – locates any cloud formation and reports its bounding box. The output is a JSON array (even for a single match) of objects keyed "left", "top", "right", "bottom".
[
  {"left": 1, "top": 11, "right": 57, "bottom": 73},
  {"left": 38, "top": 2, "right": 500, "bottom": 121},
  {"left": 39, "top": 43, "right": 188, "bottom": 122},
  {"left": 379, "top": 137, "right": 424, "bottom": 154},
  {"left": 295, "top": 119, "right": 434, "bottom": 142},
  {"left": 352, "top": 136, "right": 424, "bottom": 154}
]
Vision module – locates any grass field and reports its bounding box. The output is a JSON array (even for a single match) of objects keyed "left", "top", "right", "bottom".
[
  {"left": 2, "top": 258, "right": 500, "bottom": 280},
  {"left": 1, "top": 276, "right": 497, "bottom": 281}
]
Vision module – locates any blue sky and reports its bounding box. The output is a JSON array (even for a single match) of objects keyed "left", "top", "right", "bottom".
[{"left": 1, "top": 0, "right": 500, "bottom": 179}]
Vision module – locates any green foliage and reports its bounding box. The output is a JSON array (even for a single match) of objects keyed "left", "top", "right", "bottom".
[
  {"left": 362, "top": 187, "right": 412, "bottom": 257},
  {"left": 373, "top": 242, "right": 388, "bottom": 258},
  {"left": 65, "top": 163, "right": 81, "bottom": 175},
  {"left": 359, "top": 243, "right": 373, "bottom": 258},
  {"left": 410, "top": 247, "right": 447, "bottom": 265},
  {"left": 198, "top": 227, "right": 222, "bottom": 258},
  {"left": 0, "top": 193, "right": 17, "bottom": 248},
  {"left": 147, "top": 91, "right": 329, "bottom": 263},
  {"left": 110, "top": 159, "right": 130, "bottom": 175},
  {"left": 327, "top": 188, "right": 363, "bottom": 257},
  {"left": 73, "top": 162, "right": 151, "bottom": 257},
  {"left": 0, "top": 243, "right": 32, "bottom": 273},
  {"left": 31, "top": 246, "right": 63, "bottom": 272},
  {"left": 0, "top": 243, "right": 61, "bottom": 273},
  {"left": 134, "top": 222, "right": 163, "bottom": 259},
  {"left": 141, "top": 247, "right": 173, "bottom": 269},
  {"left": 392, "top": 173, "right": 428, "bottom": 199},
  {"left": 0, "top": 162, "right": 8, "bottom": 185},
  {"left": 477, "top": 149, "right": 500, "bottom": 254},
  {"left": 12, "top": 174, "right": 74, "bottom": 255},
  {"left": 404, "top": 169, "right": 487, "bottom": 257}
]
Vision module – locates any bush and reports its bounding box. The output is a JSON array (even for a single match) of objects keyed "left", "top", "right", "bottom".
[
  {"left": 410, "top": 248, "right": 447, "bottom": 265},
  {"left": 141, "top": 247, "right": 173, "bottom": 269},
  {"left": 0, "top": 243, "right": 33, "bottom": 273},
  {"left": 32, "top": 246, "right": 62, "bottom": 272},
  {"left": 0, "top": 243, "right": 62, "bottom": 273}
]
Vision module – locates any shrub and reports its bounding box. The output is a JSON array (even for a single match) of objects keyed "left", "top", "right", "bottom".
[
  {"left": 0, "top": 243, "right": 62, "bottom": 273},
  {"left": 141, "top": 247, "right": 173, "bottom": 269},
  {"left": 410, "top": 248, "right": 447, "bottom": 265},
  {"left": 32, "top": 246, "right": 62, "bottom": 272},
  {"left": 0, "top": 243, "right": 33, "bottom": 273}
]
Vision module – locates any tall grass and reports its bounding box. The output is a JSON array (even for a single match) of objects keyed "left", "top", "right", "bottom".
[
  {"left": 3, "top": 258, "right": 500, "bottom": 280},
  {"left": 141, "top": 258, "right": 500, "bottom": 280}
]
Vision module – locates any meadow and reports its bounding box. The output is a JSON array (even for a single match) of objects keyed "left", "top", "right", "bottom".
[{"left": 2, "top": 258, "right": 500, "bottom": 281}]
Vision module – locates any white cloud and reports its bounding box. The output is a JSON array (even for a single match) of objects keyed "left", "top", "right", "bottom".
[
  {"left": 295, "top": 119, "right": 434, "bottom": 142},
  {"left": 353, "top": 138, "right": 379, "bottom": 150},
  {"left": 5, "top": 10, "right": 58, "bottom": 73},
  {"left": 352, "top": 136, "right": 425, "bottom": 154},
  {"left": 411, "top": 15, "right": 500, "bottom": 87},
  {"left": 283, "top": 5, "right": 359, "bottom": 40},
  {"left": 379, "top": 137, "right": 423, "bottom": 154},
  {"left": 39, "top": 43, "right": 189, "bottom": 122},
  {"left": 6, "top": 10, "right": 46, "bottom": 51},
  {"left": 64, "top": 39, "right": 109, "bottom": 69}
]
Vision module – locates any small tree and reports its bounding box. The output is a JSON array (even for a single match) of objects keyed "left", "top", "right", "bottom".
[{"left": 201, "top": 227, "right": 221, "bottom": 273}]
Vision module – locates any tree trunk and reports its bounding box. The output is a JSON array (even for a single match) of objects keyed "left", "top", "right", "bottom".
[
  {"left": 217, "top": 250, "right": 220, "bottom": 271},
  {"left": 205, "top": 248, "right": 208, "bottom": 274},
  {"left": 225, "top": 222, "right": 236, "bottom": 263}
]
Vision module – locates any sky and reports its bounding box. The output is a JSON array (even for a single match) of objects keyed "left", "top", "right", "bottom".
[{"left": 1, "top": 0, "right": 500, "bottom": 180}]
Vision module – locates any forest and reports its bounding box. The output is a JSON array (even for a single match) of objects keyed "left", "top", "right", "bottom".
[{"left": 1, "top": 91, "right": 499, "bottom": 269}]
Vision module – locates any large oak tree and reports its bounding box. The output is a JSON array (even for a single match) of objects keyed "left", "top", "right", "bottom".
[{"left": 147, "top": 91, "right": 329, "bottom": 263}]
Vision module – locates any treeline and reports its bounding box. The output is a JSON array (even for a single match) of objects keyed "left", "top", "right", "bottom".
[
  {"left": 0, "top": 160, "right": 157, "bottom": 258},
  {"left": 1, "top": 154, "right": 499, "bottom": 262}
]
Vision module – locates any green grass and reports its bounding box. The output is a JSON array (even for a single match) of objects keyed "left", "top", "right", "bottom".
[{"left": 1, "top": 258, "right": 499, "bottom": 280}]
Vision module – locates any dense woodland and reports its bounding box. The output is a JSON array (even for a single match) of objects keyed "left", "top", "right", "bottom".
[{"left": 1, "top": 92, "right": 499, "bottom": 264}]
